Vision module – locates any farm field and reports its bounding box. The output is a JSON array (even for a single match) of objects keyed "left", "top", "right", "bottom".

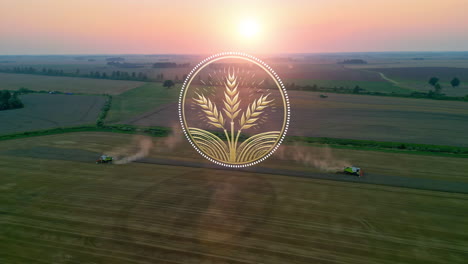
[
  {"left": 4, "top": 57, "right": 468, "bottom": 98},
  {"left": 370, "top": 67, "right": 468, "bottom": 82},
  {"left": 364, "top": 67, "right": 468, "bottom": 96},
  {"left": 0, "top": 132, "right": 467, "bottom": 264},
  {"left": 0, "top": 94, "right": 105, "bottom": 135},
  {"left": 285, "top": 78, "right": 412, "bottom": 94},
  {"left": 0, "top": 54, "right": 194, "bottom": 81},
  {"left": 289, "top": 91, "right": 468, "bottom": 146},
  {"left": 106, "top": 82, "right": 180, "bottom": 123},
  {"left": 274, "top": 64, "right": 384, "bottom": 81},
  {"left": 2, "top": 132, "right": 468, "bottom": 184},
  {"left": 0, "top": 72, "right": 144, "bottom": 95},
  {"left": 121, "top": 90, "right": 468, "bottom": 147},
  {"left": 388, "top": 79, "right": 468, "bottom": 97}
]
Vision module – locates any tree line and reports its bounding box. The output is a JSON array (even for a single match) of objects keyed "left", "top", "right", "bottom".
[
  {"left": 0, "top": 90, "right": 24, "bottom": 111},
  {"left": 285, "top": 82, "right": 367, "bottom": 94},
  {"left": 152, "top": 62, "right": 190, "bottom": 68},
  {"left": 0, "top": 67, "right": 149, "bottom": 81},
  {"left": 338, "top": 59, "right": 368, "bottom": 64}
]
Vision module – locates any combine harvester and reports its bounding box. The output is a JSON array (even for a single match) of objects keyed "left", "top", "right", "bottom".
[
  {"left": 96, "top": 155, "right": 113, "bottom": 164},
  {"left": 343, "top": 166, "right": 363, "bottom": 177}
]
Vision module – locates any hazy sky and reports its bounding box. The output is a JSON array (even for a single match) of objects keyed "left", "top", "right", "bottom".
[{"left": 1, "top": 0, "right": 467, "bottom": 54}]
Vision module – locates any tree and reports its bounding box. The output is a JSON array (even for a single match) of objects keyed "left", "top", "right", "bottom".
[
  {"left": 428, "top": 77, "right": 439, "bottom": 86},
  {"left": 353, "top": 85, "right": 361, "bottom": 94},
  {"left": 450, "top": 77, "right": 460, "bottom": 88},
  {"left": 434, "top": 83, "right": 442, "bottom": 94},
  {"left": 0, "top": 90, "right": 11, "bottom": 102},
  {"left": 8, "top": 93, "right": 23, "bottom": 108},
  {"left": 163, "top": 80, "right": 175, "bottom": 89},
  {"left": 18, "top": 87, "right": 33, "bottom": 94},
  {"left": 0, "top": 90, "right": 23, "bottom": 110}
]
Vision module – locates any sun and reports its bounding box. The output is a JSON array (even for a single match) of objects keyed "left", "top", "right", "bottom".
[{"left": 238, "top": 19, "right": 259, "bottom": 38}]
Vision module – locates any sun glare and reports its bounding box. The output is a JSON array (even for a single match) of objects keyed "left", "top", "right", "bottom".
[{"left": 238, "top": 19, "right": 259, "bottom": 38}]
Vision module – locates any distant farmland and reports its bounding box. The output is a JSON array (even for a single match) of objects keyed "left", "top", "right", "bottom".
[
  {"left": 275, "top": 64, "right": 411, "bottom": 94},
  {"left": 124, "top": 91, "right": 468, "bottom": 147},
  {"left": 0, "top": 73, "right": 144, "bottom": 95},
  {"left": 372, "top": 67, "right": 468, "bottom": 82},
  {"left": 0, "top": 94, "right": 105, "bottom": 135},
  {"left": 285, "top": 79, "right": 411, "bottom": 94},
  {"left": 276, "top": 64, "right": 385, "bottom": 81},
  {"left": 106, "top": 82, "right": 179, "bottom": 123},
  {"left": 368, "top": 67, "right": 468, "bottom": 96}
]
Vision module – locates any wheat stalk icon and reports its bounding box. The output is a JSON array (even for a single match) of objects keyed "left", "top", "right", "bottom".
[{"left": 190, "top": 68, "right": 280, "bottom": 163}]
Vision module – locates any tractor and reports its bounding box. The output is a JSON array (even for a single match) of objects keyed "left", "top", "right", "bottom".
[
  {"left": 344, "top": 166, "right": 363, "bottom": 177},
  {"left": 96, "top": 155, "right": 113, "bottom": 164}
]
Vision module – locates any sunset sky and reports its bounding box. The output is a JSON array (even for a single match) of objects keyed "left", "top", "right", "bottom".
[{"left": 1, "top": 0, "right": 467, "bottom": 54}]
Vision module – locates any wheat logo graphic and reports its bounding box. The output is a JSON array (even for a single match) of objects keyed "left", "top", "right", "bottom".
[{"left": 180, "top": 52, "right": 290, "bottom": 167}]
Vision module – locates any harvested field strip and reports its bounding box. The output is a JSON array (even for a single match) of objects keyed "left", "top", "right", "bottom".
[
  {"left": 2, "top": 220, "right": 365, "bottom": 264},
  {"left": 1, "top": 163, "right": 463, "bottom": 263},
  {"left": 18, "top": 192, "right": 466, "bottom": 250},
  {"left": 1, "top": 133, "right": 468, "bottom": 263},
  {"left": 1, "top": 161, "right": 467, "bottom": 263},
  {"left": 1, "top": 199, "right": 451, "bottom": 264}
]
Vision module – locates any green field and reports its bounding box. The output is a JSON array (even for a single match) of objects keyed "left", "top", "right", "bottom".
[
  {"left": 0, "top": 94, "right": 105, "bottom": 135},
  {"left": 106, "top": 82, "right": 179, "bottom": 123},
  {"left": 0, "top": 72, "right": 144, "bottom": 95},
  {"left": 381, "top": 78, "right": 468, "bottom": 97},
  {"left": 0, "top": 132, "right": 467, "bottom": 263}
]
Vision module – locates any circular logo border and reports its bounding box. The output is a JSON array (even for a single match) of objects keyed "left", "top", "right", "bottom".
[{"left": 178, "top": 52, "right": 290, "bottom": 168}]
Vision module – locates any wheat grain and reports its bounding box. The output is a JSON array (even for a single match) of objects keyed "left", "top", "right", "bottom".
[
  {"left": 193, "top": 92, "right": 225, "bottom": 129},
  {"left": 239, "top": 94, "right": 274, "bottom": 130},
  {"left": 223, "top": 69, "right": 241, "bottom": 120}
]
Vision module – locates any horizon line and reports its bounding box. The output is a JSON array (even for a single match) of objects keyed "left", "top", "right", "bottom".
[{"left": 1, "top": 51, "right": 468, "bottom": 56}]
